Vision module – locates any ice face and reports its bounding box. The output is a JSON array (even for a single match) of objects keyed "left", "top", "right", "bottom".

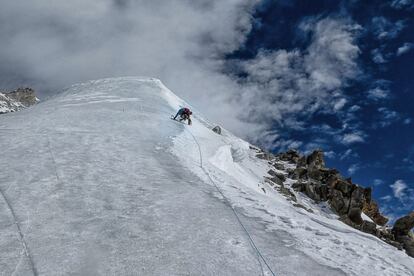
[{"left": 0, "top": 77, "right": 412, "bottom": 275}]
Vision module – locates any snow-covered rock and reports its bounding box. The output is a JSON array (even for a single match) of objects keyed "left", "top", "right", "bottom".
[
  {"left": 0, "top": 88, "right": 39, "bottom": 114},
  {"left": 0, "top": 77, "right": 413, "bottom": 275}
]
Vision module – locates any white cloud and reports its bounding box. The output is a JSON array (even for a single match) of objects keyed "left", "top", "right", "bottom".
[
  {"left": 342, "top": 133, "right": 365, "bottom": 145},
  {"left": 371, "top": 17, "right": 405, "bottom": 40},
  {"left": 373, "top": 179, "right": 384, "bottom": 186},
  {"left": 376, "top": 107, "right": 400, "bottom": 127},
  {"left": 339, "top": 149, "right": 359, "bottom": 160},
  {"left": 404, "top": 118, "right": 412, "bottom": 124},
  {"left": 371, "top": 48, "right": 388, "bottom": 63},
  {"left": 324, "top": 151, "right": 336, "bottom": 159},
  {"left": 380, "top": 195, "right": 392, "bottom": 202},
  {"left": 0, "top": 2, "right": 363, "bottom": 150},
  {"left": 349, "top": 105, "right": 361, "bottom": 112},
  {"left": 236, "top": 17, "right": 362, "bottom": 146},
  {"left": 367, "top": 87, "right": 389, "bottom": 100},
  {"left": 397, "top": 42, "right": 414, "bottom": 56},
  {"left": 348, "top": 163, "right": 360, "bottom": 175},
  {"left": 390, "top": 179, "right": 408, "bottom": 200},
  {"left": 390, "top": 0, "right": 414, "bottom": 9},
  {"left": 334, "top": 98, "right": 347, "bottom": 111}
]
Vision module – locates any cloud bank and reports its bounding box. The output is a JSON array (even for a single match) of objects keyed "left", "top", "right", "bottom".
[{"left": 0, "top": 0, "right": 363, "bottom": 149}]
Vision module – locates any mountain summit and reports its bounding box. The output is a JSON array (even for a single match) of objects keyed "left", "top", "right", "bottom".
[{"left": 0, "top": 77, "right": 413, "bottom": 275}]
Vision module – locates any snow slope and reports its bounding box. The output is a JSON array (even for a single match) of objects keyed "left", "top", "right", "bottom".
[
  {"left": 0, "top": 93, "right": 25, "bottom": 114},
  {"left": 0, "top": 77, "right": 413, "bottom": 275}
]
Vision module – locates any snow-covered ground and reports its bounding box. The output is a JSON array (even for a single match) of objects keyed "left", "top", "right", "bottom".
[
  {"left": 0, "top": 93, "right": 25, "bottom": 114},
  {"left": 0, "top": 77, "right": 413, "bottom": 275}
]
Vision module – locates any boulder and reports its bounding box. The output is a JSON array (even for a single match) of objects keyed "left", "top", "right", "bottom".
[
  {"left": 292, "top": 182, "right": 306, "bottom": 192},
  {"left": 361, "top": 221, "right": 377, "bottom": 235},
  {"left": 307, "top": 150, "right": 325, "bottom": 170},
  {"left": 212, "top": 126, "right": 222, "bottom": 135},
  {"left": 267, "top": 170, "right": 286, "bottom": 182},
  {"left": 362, "top": 200, "right": 388, "bottom": 226},
  {"left": 305, "top": 183, "right": 321, "bottom": 202},
  {"left": 393, "top": 212, "right": 414, "bottom": 236},
  {"left": 273, "top": 163, "right": 285, "bottom": 171},
  {"left": 349, "top": 186, "right": 366, "bottom": 210},
  {"left": 331, "top": 179, "right": 353, "bottom": 197},
  {"left": 291, "top": 167, "right": 308, "bottom": 180},
  {"left": 278, "top": 149, "right": 301, "bottom": 163},
  {"left": 395, "top": 235, "right": 414, "bottom": 258},
  {"left": 297, "top": 156, "right": 307, "bottom": 168},
  {"left": 329, "top": 189, "right": 349, "bottom": 215},
  {"left": 256, "top": 152, "right": 274, "bottom": 161},
  {"left": 348, "top": 207, "right": 363, "bottom": 225}
]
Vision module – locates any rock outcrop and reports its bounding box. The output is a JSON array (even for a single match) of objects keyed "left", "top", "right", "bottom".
[
  {"left": 212, "top": 126, "right": 222, "bottom": 135},
  {"left": 256, "top": 147, "right": 414, "bottom": 258},
  {"left": 0, "top": 87, "right": 38, "bottom": 114},
  {"left": 393, "top": 212, "right": 414, "bottom": 257}
]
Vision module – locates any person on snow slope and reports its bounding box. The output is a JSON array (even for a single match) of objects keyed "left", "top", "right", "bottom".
[{"left": 173, "top": 107, "right": 192, "bottom": 125}]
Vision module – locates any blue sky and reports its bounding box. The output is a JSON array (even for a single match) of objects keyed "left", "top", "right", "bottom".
[
  {"left": 0, "top": 0, "right": 412, "bottom": 221},
  {"left": 227, "top": 0, "right": 414, "bottom": 221}
]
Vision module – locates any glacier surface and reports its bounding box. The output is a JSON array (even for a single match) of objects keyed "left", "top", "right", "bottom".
[{"left": 0, "top": 77, "right": 413, "bottom": 275}]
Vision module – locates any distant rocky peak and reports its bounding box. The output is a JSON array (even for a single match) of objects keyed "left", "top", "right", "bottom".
[{"left": 0, "top": 87, "right": 39, "bottom": 114}]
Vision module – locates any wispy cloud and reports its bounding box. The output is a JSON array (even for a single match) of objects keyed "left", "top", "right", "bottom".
[
  {"left": 390, "top": 179, "right": 408, "bottom": 200},
  {"left": 390, "top": 0, "right": 414, "bottom": 10},
  {"left": 371, "top": 17, "right": 405, "bottom": 40},
  {"left": 234, "top": 17, "right": 362, "bottom": 147},
  {"left": 348, "top": 163, "right": 360, "bottom": 175},
  {"left": 341, "top": 132, "right": 365, "bottom": 145},
  {"left": 397, "top": 42, "right": 414, "bottom": 56},
  {"left": 339, "top": 149, "right": 359, "bottom": 160},
  {"left": 367, "top": 87, "right": 390, "bottom": 100},
  {"left": 373, "top": 179, "right": 384, "bottom": 186},
  {"left": 375, "top": 107, "right": 400, "bottom": 128}
]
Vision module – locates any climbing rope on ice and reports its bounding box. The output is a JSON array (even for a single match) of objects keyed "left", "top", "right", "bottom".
[
  {"left": 0, "top": 189, "right": 38, "bottom": 276},
  {"left": 184, "top": 127, "right": 276, "bottom": 276}
]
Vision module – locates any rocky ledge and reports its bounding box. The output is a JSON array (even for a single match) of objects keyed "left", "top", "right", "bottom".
[
  {"left": 0, "top": 87, "right": 39, "bottom": 114},
  {"left": 254, "top": 147, "right": 414, "bottom": 258}
]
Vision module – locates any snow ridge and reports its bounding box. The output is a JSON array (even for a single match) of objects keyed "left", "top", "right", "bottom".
[{"left": 1, "top": 77, "right": 413, "bottom": 275}]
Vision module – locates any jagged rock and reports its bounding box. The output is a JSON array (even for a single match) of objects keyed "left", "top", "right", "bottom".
[
  {"left": 265, "top": 175, "right": 283, "bottom": 186},
  {"left": 393, "top": 212, "right": 414, "bottom": 236},
  {"left": 307, "top": 150, "right": 325, "bottom": 170},
  {"left": 362, "top": 200, "right": 389, "bottom": 226},
  {"left": 277, "top": 149, "right": 301, "bottom": 163},
  {"left": 273, "top": 163, "right": 285, "bottom": 171},
  {"left": 305, "top": 183, "right": 321, "bottom": 202},
  {"left": 6, "top": 88, "right": 38, "bottom": 107},
  {"left": 331, "top": 179, "right": 353, "bottom": 197},
  {"left": 278, "top": 186, "right": 297, "bottom": 202},
  {"left": 297, "top": 156, "right": 307, "bottom": 168},
  {"left": 396, "top": 235, "right": 414, "bottom": 257},
  {"left": 349, "top": 186, "right": 366, "bottom": 210},
  {"left": 1, "top": 87, "right": 38, "bottom": 114},
  {"left": 268, "top": 170, "right": 286, "bottom": 182},
  {"left": 256, "top": 152, "right": 274, "bottom": 161},
  {"left": 292, "top": 181, "right": 306, "bottom": 192},
  {"left": 291, "top": 167, "right": 308, "bottom": 180},
  {"left": 329, "top": 189, "right": 349, "bottom": 215},
  {"left": 361, "top": 221, "right": 377, "bottom": 235},
  {"left": 212, "top": 126, "right": 222, "bottom": 135},
  {"left": 262, "top": 147, "right": 413, "bottom": 258},
  {"left": 348, "top": 208, "right": 363, "bottom": 225}
]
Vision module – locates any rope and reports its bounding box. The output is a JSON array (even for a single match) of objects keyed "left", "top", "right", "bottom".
[
  {"left": 0, "top": 189, "right": 38, "bottom": 276},
  {"left": 184, "top": 127, "right": 276, "bottom": 276}
]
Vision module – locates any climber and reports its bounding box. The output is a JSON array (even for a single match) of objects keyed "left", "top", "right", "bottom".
[{"left": 173, "top": 107, "right": 192, "bottom": 125}]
